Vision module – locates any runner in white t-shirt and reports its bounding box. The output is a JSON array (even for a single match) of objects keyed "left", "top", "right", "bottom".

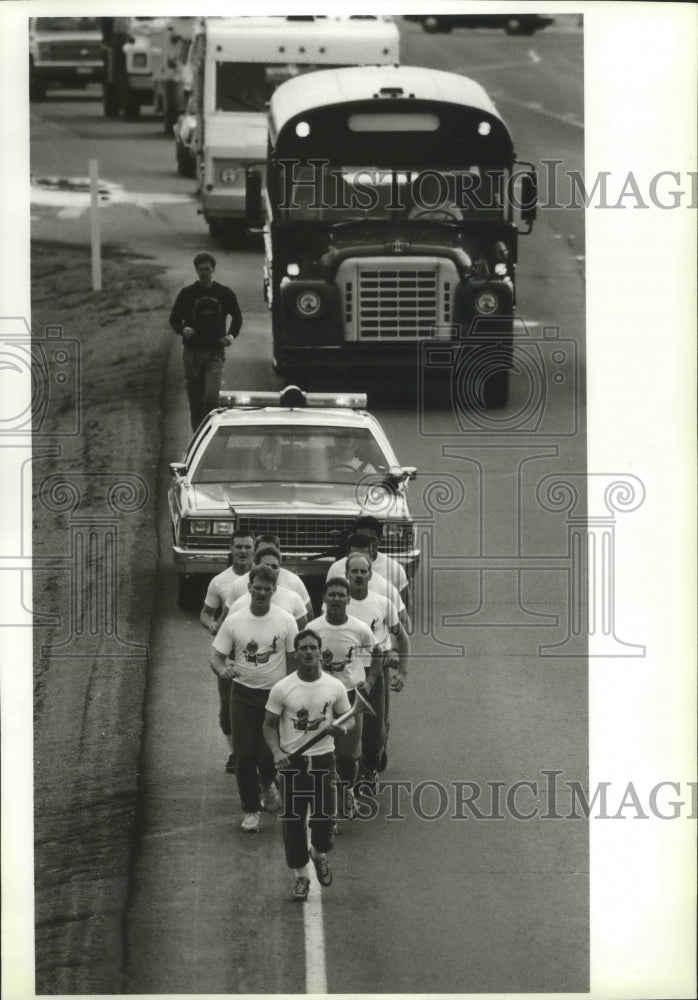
[
  {"left": 325, "top": 532, "right": 409, "bottom": 630},
  {"left": 210, "top": 565, "right": 298, "bottom": 832},
  {"left": 200, "top": 528, "right": 255, "bottom": 636},
  {"left": 264, "top": 628, "right": 351, "bottom": 901},
  {"left": 226, "top": 549, "right": 311, "bottom": 616},
  {"left": 344, "top": 553, "right": 409, "bottom": 790},
  {"left": 308, "top": 577, "right": 383, "bottom": 817},
  {"left": 199, "top": 528, "right": 256, "bottom": 775}
]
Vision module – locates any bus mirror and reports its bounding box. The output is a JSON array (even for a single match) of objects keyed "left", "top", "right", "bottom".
[
  {"left": 245, "top": 168, "right": 263, "bottom": 231},
  {"left": 520, "top": 170, "right": 537, "bottom": 231}
]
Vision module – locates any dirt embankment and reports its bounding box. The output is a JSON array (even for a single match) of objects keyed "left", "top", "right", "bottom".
[{"left": 31, "top": 242, "right": 171, "bottom": 993}]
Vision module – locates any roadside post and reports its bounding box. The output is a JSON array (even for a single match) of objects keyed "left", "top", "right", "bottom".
[{"left": 89, "top": 158, "right": 102, "bottom": 291}]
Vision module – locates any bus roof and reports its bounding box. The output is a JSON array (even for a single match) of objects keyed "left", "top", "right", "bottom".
[
  {"left": 269, "top": 65, "right": 506, "bottom": 140},
  {"left": 203, "top": 16, "right": 398, "bottom": 65}
]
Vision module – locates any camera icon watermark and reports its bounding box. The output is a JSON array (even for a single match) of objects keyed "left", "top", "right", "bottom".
[
  {"left": 0, "top": 317, "right": 82, "bottom": 437},
  {"left": 417, "top": 319, "right": 580, "bottom": 437}
]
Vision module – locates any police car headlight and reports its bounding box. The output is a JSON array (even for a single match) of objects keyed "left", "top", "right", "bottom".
[
  {"left": 296, "top": 289, "right": 321, "bottom": 317},
  {"left": 212, "top": 521, "right": 235, "bottom": 535},
  {"left": 220, "top": 167, "right": 239, "bottom": 185},
  {"left": 189, "top": 520, "right": 211, "bottom": 535},
  {"left": 132, "top": 52, "right": 148, "bottom": 69},
  {"left": 474, "top": 289, "right": 499, "bottom": 315}
]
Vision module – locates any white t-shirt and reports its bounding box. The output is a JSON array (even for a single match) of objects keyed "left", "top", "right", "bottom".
[
  {"left": 212, "top": 605, "right": 298, "bottom": 689},
  {"left": 325, "top": 561, "right": 405, "bottom": 613},
  {"left": 307, "top": 614, "right": 375, "bottom": 691},
  {"left": 266, "top": 672, "right": 350, "bottom": 756},
  {"left": 327, "top": 552, "right": 408, "bottom": 594},
  {"left": 203, "top": 565, "right": 249, "bottom": 611},
  {"left": 347, "top": 592, "right": 398, "bottom": 652},
  {"left": 228, "top": 584, "right": 307, "bottom": 622},
  {"left": 227, "top": 567, "right": 310, "bottom": 608}
]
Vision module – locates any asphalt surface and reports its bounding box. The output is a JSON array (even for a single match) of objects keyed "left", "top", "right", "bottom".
[{"left": 29, "top": 19, "right": 589, "bottom": 994}]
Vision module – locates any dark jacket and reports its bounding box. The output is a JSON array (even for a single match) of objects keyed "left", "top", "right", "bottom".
[{"left": 169, "top": 280, "right": 242, "bottom": 350}]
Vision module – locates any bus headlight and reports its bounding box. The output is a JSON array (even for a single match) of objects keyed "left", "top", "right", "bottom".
[
  {"left": 296, "top": 289, "right": 322, "bottom": 317},
  {"left": 474, "top": 289, "right": 499, "bottom": 315},
  {"left": 220, "top": 166, "right": 239, "bottom": 185}
]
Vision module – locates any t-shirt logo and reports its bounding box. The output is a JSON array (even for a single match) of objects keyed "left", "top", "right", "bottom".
[
  {"left": 243, "top": 635, "right": 279, "bottom": 664},
  {"left": 292, "top": 701, "right": 332, "bottom": 732},
  {"left": 321, "top": 645, "right": 354, "bottom": 674},
  {"left": 370, "top": 617, "right": 379, "bottom": 632},
  {"left": 193, "top": 295, "right": 221, "bottom": 332}
]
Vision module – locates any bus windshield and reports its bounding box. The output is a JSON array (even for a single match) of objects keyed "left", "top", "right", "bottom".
[{"left": 282, "top": 163, "right": 505, "bottom": 223}]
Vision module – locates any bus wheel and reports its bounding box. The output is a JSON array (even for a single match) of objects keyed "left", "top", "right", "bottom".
[
  {"left": 122, "top": 90, "right": 140, "bottom": 120},
  {"left": 220, "top": 219, "right": 247, "bottom": 248}
]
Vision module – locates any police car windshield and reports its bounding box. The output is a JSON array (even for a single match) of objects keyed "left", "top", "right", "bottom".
[
  {"left": 192, "top": 425, "right": 386, "bottom": 484},
  {"left": 284, "top": 165, "right": 504, "bottom": 222}
]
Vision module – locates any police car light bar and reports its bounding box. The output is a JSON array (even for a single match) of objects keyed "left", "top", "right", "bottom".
[{"left": 219, "top": 387, "right": 367, "bottom": 410}]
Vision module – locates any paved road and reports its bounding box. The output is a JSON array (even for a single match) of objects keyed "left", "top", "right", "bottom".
[{"left": 30, "top": 20, "right": 588, "bottom": 993}]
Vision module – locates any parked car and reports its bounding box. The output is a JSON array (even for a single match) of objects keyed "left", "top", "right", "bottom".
[
  {"left": 29, "top": 16, "right": 103, "bottom": 100},
  {"left": 168, "top": 386, "right": 419, "bottom": 608},
  {"left": 403, "top": 13, "right": 554, "bottom": 35}
]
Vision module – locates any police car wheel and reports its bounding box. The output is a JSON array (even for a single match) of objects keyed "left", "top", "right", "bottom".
[{"left": 177, "top": 574, "right": 201, "bottom": 612}]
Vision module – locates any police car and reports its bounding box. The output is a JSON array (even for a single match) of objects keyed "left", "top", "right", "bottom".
[{"left": 168, "top": 386, "right": 419, "bottom": 608}]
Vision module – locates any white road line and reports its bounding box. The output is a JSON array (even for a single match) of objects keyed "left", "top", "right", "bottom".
[
  {"left": 303, "top": 878, "right": 328, "bottom": 993},
  {"left": 528, "top": 47, "right": 542, "bottom": 64},
  {"left": 491, "top": 93, "right": 584, "bottom": 130}
]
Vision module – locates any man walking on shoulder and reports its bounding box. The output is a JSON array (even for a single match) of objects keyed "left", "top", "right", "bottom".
[
  {"left": 169, "top": 252, "right": 242, "bottom": 430},
  {"left": 263, "top": 629, "right": 352, "bottom": 902}
]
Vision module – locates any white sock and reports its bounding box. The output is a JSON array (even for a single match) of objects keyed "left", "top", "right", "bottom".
[
  {"left": 294, "top": 865, "right": 310, "bottom": 878},
  {"left": 309, "top": 846, "right": 326, "bottom": 861}
]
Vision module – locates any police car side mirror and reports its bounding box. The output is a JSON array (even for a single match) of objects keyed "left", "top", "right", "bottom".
[{"left": 169, "top": 461, "right": 186, "bottom": 477}]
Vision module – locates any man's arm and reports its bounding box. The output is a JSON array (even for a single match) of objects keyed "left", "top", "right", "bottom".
[
  {"left": 169, "top": 289, "right": 188, "bottom": 335},
  {"left": 388, "top": 622, "right": 410, "bottom": 690},
  {"left": 263, "top": 710, "right": 290, "bottom": 768},
  {"left": 210, "top": 647, "right": 238, "bottom": 680},
  {"left": 200, "top": 602, "right": 221, "bottom": 635},
  {"left": 362, "top": 645, "right": 384, "bottom": 691},
  {"left": 225, "top": 289, "right": 243, "bottom": 338}
]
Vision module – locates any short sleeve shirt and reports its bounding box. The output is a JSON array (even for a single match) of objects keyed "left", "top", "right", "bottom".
[
  {"left": 347, "top": 592, "right": 398, "bottom": 652},
  {"left": 227, "top": 567, "right": 310, "bottom": 609},
  {"left": 307, "top": 614, "right": 375, "bottom": 690},
  {"left": 204, "top": 566, "right": 248, "bottom": 610},
  {"left": 228, "top": 584, "right": 307, "bottom": 622},
  {"left": 212, "top": 605, "right": 297, "bottom": 689},
  {"left": 266, "top": 672, "right": 350, "bottom": 756},
  {"left": 325, "top": 559, "right": 404, "bottom": 613}
]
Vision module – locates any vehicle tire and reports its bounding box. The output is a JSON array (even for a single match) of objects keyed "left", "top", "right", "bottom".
[
  {"left": 482, "top": 369, "right": 510, "bottom": 409},
  {"left": 176, "top": 142, "right": 190, "bottom": 177},
  {"left": 177, "top": 574, "right": 201, "bottom": 612},
  {"left": 29, "top": 71, "right": 46, "bottom": 102},
  {"left": 122, "top": 90, "right": 140, "bottom": 120},
  {"left": 103, "top": 81, "right": 119, "bottom": 118},
  {"left": 219, "top": 219, "right": 247, "bottom": 248}
]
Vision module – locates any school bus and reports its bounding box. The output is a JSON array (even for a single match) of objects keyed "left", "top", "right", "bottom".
[{"left": 247, "top": 65, "right": 538, "bottom": 406}]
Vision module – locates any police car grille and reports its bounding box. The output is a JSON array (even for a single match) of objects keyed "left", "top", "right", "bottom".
[
  {"left": 236, "top": 517, "right": 355, "bottom": 552},
  {"left": 358, "top": 269, "right": 438, "bottom": 339}
]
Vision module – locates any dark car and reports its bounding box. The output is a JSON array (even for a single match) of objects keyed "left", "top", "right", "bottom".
[{"left": 403, "top": 13, "right": 554, "bottom": 35}]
